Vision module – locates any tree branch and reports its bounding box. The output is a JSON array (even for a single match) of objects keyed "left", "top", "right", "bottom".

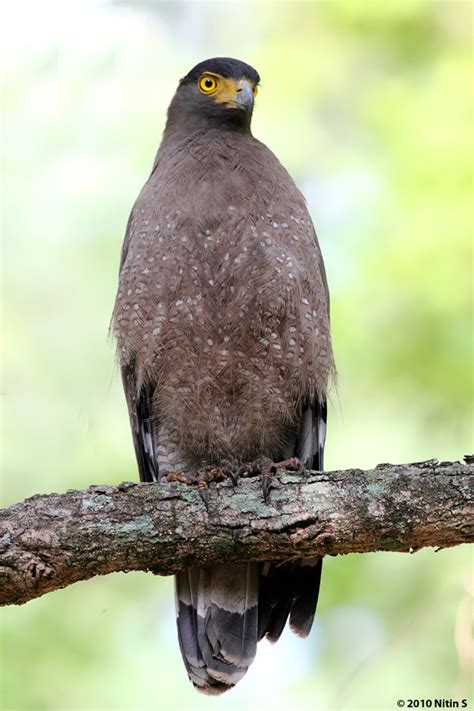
[{"left": 1, "top": 460, "right": 472, "bottom": 606}]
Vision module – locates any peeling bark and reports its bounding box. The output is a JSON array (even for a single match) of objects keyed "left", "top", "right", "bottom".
[{"left": 0, "top": 460, "right": 472, "bottom": 606}]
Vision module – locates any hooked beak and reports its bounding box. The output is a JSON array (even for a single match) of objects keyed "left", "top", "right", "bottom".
[{"left": 234, "top": 82, "right": 255, "bottom": 112}]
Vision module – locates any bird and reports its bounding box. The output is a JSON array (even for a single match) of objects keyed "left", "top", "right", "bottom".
[{"left": 112, "top": 56, "right": 335, "bottom": 695}]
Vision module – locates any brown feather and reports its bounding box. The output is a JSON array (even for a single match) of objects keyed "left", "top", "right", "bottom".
[{"left": 112, "top": 56, "right": 335, "bottom": 693}]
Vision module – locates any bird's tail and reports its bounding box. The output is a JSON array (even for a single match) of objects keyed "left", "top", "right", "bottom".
[
  {"left": 175, "top": 563, "right": 259, "bottom": 695},
  {"left": 257, "top": 558, "right": 323, "bottom": 642},
  {"left": 175, "top": 560, "right": 322, "bottom": 693}
]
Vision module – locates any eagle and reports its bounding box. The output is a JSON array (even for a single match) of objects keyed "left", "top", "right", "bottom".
[{"left": 112, "top": 56, "right": 335, "bottom": 694}]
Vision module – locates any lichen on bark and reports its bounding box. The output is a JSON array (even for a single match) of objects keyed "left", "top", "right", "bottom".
[{"left": 0, "top": 460, "right": 472, "bottom": 606}]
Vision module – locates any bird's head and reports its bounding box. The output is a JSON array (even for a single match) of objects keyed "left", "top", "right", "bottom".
[{"left": 166, "top": 57, "right": 260, "bottom": 133}]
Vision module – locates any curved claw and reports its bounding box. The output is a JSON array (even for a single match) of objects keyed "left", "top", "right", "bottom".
[
  {"left": 197, "top": 481, "right": 209, "bottom": 509},
  {"left": 223, "top": 467, "right": 240, "bottom": 486},
  {"left": 261, "top": 470, "right": 273, "bottom": 503}
]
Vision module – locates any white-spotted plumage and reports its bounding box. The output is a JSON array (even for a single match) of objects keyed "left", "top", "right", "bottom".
[{"left": 113, "top": 57, "right": 335, "bottom": 695}]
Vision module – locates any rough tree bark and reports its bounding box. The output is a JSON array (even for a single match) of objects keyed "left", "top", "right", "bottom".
[{"left": 1, "top": 460, "right": 472, "bottom": 606}]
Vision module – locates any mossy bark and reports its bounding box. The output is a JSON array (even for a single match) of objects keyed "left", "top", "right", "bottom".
[{"left": 1, "top": 461, "right": 472, "bottom": 606}]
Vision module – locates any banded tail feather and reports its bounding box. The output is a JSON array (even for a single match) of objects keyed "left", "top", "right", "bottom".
[
  {"left": 175, "top": 563, "right": 258, "bottom": 695},
  {"left": 175, "top": 559, "right": 323, "bottom": 694}
]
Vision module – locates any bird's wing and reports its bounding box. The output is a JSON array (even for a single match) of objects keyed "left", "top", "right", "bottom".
[
  {"left": 115, "top": 205, "right": 159, "bottom": 484},
  {"left": 121, "top": 358, "right": 157, "bottom": 483}
]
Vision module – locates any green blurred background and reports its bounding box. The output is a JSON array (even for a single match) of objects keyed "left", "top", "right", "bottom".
[{"left": 1, "top": 1, "right": 472, "bottom": 709}]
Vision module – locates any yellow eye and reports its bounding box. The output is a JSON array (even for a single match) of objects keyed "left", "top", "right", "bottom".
[
  {"left": 253, "top": 85, "right": 258, "bottom": 97},
  {"left": 198, "top": 75, "right": 218, "bottom": 94}
]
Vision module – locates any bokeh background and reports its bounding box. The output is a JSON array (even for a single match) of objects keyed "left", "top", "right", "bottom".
[{"left": 1, "top": 1, "right": 472, "bottom": 710}]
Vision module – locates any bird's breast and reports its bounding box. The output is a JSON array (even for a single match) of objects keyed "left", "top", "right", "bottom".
[{"left": 115, "top": 196, "right": 331, "bottom": 398}]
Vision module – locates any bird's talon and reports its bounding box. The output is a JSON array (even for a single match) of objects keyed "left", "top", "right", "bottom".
[
  {"left": 197, "top": 481, "right": 210, "bottom": 508},
  {"left": 196, "top": 465, "right": 228, "bottom": 484},
  {"left": 223, "top": 467, "right": 240, "bottom": 486},
  {"left": 165, "top": 471, "right": 189, "bottom": 484},
  {"left": 261, "top": 470, "right": 274, "bottom": 503},
  {"left": 273, "top": 457, "right": 302, "bottom": 472},
  {"left": 236, "top": 463, "right": 251, "bottom": 478}
]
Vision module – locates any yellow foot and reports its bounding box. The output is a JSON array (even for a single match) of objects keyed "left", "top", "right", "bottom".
[{"left": 164, "top": 472, "right": 189, "bottom": 484}]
